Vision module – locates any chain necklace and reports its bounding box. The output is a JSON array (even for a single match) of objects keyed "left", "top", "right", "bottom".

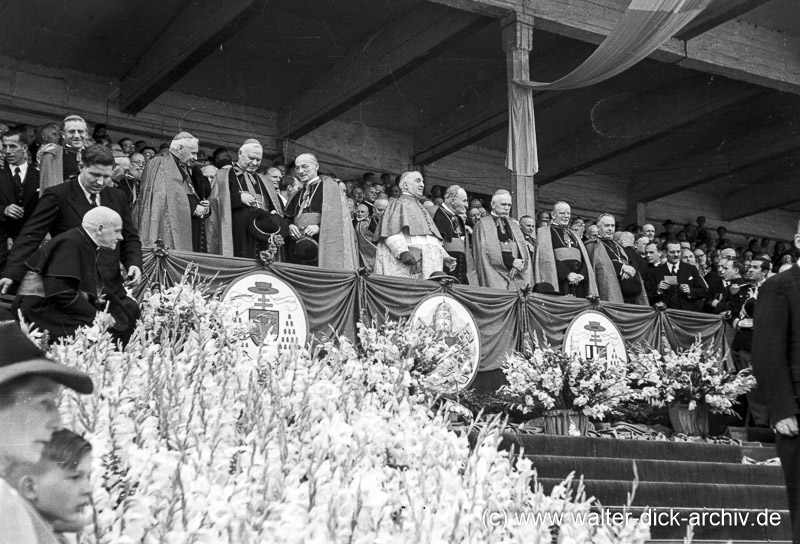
[
  {"left": 602, "top": 238, "right": 628, "bottom": 263},
  {"left": 552, "top": 225, "right": 574, "bottom": 248}
]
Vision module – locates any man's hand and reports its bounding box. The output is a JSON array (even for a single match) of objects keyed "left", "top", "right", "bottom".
[
  {"left": 621, "top": 264, "right": 636, "bottom": 279},
  {"left": 658, "top": 280, "right": 670, "bottom": 291},
  {"left": 512, "top": 259, "right": 524, "bottom": 272},
  {"left": 193, "top": 203, "right": 209, "bottom": 217},
  {"left": 443, "top": 255, "right": 457, "bottom": 271},
  {"left": 0, "top": 277, "right": 15, "bottom": 294},
  {"left": 738, "top": 318, "right": 754, "bottom": 329},
  {"left": 567, "top": 272, "right": 583, "bottom": 285},
  {"left": 241, "top": 193, "right": 257, "bottom": 207},
  {"left": 775, "top": 416, "right": 799, "bottom": 437},
  {"left": 3, "top": 204, "right": 24, "bottom": 220},
  {"left": 399, "top": 251, "right": 417, "bottom": 266},
  {"left": 125, "top": 266, "right": 142, "bottom": 287},
  {"left": 289, "top": 224, "right": 301, "bottom": 239},
  {"left": 680, "top": 284, "right": 691, "bottom": 295},
  {"left": 303, "top": 225, "right": 320, "bottom": 237}
]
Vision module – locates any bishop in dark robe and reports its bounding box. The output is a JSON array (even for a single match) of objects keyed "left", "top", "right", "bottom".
[
  {"left": 533, "top": 201, "right": 597, "bottom": 298},
  {"left": 431, "top": 185, "right": 476, "bottom": 285}
]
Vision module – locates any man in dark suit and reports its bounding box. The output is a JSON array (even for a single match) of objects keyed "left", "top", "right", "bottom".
[
  {"left": 752, "top": 220, "right": 800, "bottom": 542},
  {"left": 649, "top": 240, "right": 708, "bottom": 312},
  {"left": 0, "top": 144, "right": 142, "bottom": 297},
  {"left": 0, "top": 128, "right": 40, "bottom": 270}
]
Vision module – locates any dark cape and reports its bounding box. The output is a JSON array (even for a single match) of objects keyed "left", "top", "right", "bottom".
[
  {"left": 534, "top": 225, "right": 597, "bottom": 298},
  {"left": 585, "top": 238, "right": 647, "bottom": 305},
  {"left": 17, "top": 227, "right": 101, "bottom": 340}
]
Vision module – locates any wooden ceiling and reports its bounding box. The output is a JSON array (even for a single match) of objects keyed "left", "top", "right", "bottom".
[{"left": 0, "top": 0, "right": 797, "bottom": 220}]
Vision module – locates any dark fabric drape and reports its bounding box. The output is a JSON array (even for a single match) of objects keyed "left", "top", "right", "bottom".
[
  {"left": 268, "top": 263, "right": 360, "bottom": 340},
  {"left": 139, "top": 248, "right": 726, "bottom": 375}
]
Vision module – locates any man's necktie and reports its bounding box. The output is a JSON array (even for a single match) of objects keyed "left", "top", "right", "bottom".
[
  {"left": 89, "top": 194, "right": 97, "bottom": 208},
  {"left": 12, "top": 167, "right": 23, "bottom": 205}
]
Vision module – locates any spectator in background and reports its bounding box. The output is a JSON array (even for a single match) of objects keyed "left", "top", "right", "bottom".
[
  {"left": 119, "top": 138, "right": 135, "bottom": 156},
  {"left": 569, "top": 217, "right": 585, "bottom": 240},
  {"left": 0, "top": 128, "right": 40, "bottom": 271},
  {"left": 39, "top": 115, "right": 89, "bottom": 190},
  {"left": 650, "top": 241, "right": 708, "bottom": 312},
  {"left": 141, "top": 147, "right": 156, "bottom": 162},
  {"left": 694, "top": 247, "right": 708, "bottom": 275}
]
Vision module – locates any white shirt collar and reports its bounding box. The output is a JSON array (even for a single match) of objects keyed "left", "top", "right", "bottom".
[
  {"left": 10, "top": 162, "right": 28, "bottom": 180},
  {"left": 78, "top": 180, "right": 100, "bottom": 206}
]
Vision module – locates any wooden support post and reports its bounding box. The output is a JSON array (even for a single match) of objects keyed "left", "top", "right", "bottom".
[{"left": 502, "top": 12, "right": 536, "bottom": 219}]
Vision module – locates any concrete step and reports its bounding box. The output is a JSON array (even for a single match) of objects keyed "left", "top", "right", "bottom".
[
  {"left": 537, "top": 478, "right": 788, "bottom": 511},
  {"left": 503, "top": 434, "right": 748, "bottom": 463},
  {"left": 528, "top": 454, "right": 784, "bottom": 486}
]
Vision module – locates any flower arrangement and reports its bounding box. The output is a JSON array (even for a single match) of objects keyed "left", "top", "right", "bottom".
[
  {"left": 357, "top": 319, "right": 474, "bottom": 395},
  {"left": 45, "top": 280, "right": 647, "bottom": 543},
  {"left": 500, "top": 342, "right": 630, "bottom": 420},
  {"left": 627, "top": 341, "right": 756, "bottom": 414}
]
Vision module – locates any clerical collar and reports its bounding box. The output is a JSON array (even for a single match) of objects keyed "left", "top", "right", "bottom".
[
  {"left": 441, "top": 203, "right": 456, "bottom": 216},
  {"left": 79, "top": 226, "right": 100, "bottom": 251},
  {"left": 306, "top": 176, "right": 321, "bottom": 187},
  {"left": 64, "top": 145, "right": 81, "bottom": 154}
]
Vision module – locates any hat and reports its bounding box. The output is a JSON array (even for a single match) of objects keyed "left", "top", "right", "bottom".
[
  {"left": 294, "top": 237, "right": 318, "bottom": 262},
  {"left": 0, "top": 321, "right": 93, "bottom": 393},
  {"left": 427, "top": 271, "right": 460, "bottom": 284},
  {"left": 246, "top": 208, "right": 286, "bottom": 242},
  {"left": 662, "top": 219, "right": 674, "bottom": 227}
]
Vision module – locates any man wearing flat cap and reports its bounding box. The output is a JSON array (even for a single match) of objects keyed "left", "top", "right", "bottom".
[{"left": 0, "top": 320, "right": 93, "bottom": 544}]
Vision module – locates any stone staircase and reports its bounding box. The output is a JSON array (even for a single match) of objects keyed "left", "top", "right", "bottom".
[{"left": 499, "top": 433, "right": 790, "bottom": 543}]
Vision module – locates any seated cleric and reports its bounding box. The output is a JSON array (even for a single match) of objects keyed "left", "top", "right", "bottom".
[{"left": 15, "top": 207, "right": 139, "bottom": 344}]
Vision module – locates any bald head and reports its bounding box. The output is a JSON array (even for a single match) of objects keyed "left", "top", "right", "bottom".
[{"left": 83, "top": 207, "right": 123, "bottom": 249}]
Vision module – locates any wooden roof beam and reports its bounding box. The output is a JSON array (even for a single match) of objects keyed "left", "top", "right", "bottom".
[
  {"left": 629, "top": 96, "right": 800, "bottom": 202},
  {"left": 722, "top": 161, "right": 800, "bottom": 221},
  {"left": 535, "top": 76, "right": 761, "bottom": 186},
  {"left": 277, "top": 4, "right": 492, "bottom": 142},
  {"left": 120, "top": 0, "right": 268, "bottom": 115},
  {"left": 430, "top": 0, "right": 800, "bottom": 94},
  {"left": 675, "top": 0, "right": 772, "bottom": 41}
]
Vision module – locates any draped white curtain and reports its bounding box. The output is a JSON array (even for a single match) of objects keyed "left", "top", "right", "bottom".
[{"left": 506, "top": 0, "right": 714, "bottom": 176}]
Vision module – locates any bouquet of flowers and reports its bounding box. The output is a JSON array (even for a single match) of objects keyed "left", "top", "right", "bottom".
[
  {"left": 357, "top": 319, "right": 475, "bottom": 395},
  {"left": 627, "top": 341, "right": 756, "bottom": 414},
  {"left": 500, "top": 342, "right": 630, "bottom": 420}
]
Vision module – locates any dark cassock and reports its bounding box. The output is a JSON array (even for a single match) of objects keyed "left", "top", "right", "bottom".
[
  {"left": 225, "top": 165, "right": 284, "bottom": 259},
  {"left": 189, "top": 165, "right": 212, "bottom": 253},
  {"left": 585, "top": 238, "right": 648, "bottom": 305},
  {"left": 534, "top": 224, "right": 597, "bottom": 297},
  {"left": 283, "top": 176, "right": 358, "bottom": 271},
  {"left": 15, "top": 226, "right": 139, "bottom": 344},
  {"left": 473, "top": 214, "right": 532, "bottom": 290},
  {"left": 432, "top": 204, "right": 476, "bottom": 285}
]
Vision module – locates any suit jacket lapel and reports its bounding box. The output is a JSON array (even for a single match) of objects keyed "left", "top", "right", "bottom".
[
  {"left": 68, "top": 179, "right": 90, "bottom": 220},
  {"left": 0, "top": 168, "right": 15, "bottom": 204},
  {"left": 22, "top": 169, "right": 38, "bottom": 206}
]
